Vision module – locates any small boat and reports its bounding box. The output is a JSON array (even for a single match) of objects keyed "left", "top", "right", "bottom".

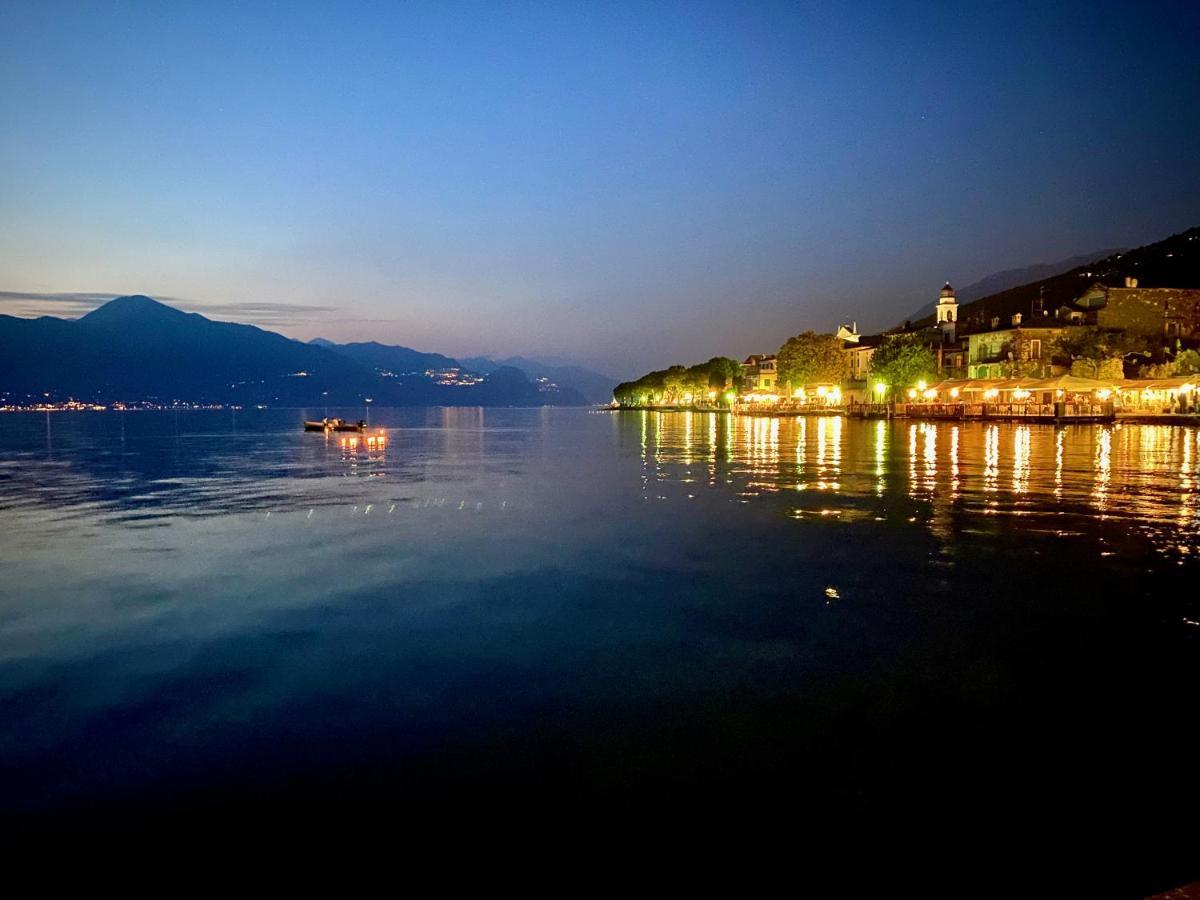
[{"left": 303, "top": 417, "right": 367, "bottom": 433}]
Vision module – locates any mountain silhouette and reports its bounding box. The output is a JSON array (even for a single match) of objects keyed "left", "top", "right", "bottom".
[
  {"left": 907, "top": 226, "right": 1200, "bottom": 330},
  {"left": 898, "top": 249, "right": 1127, "bottom": 325},
  {"left": 314, "top": 339, "right": 458, "bottom": 375},
  {"left": 0, "top": 296, "right": 586, "bottom": 407},
  {"left": 459, "top": 355, "right": 617, "bottom": 404}
]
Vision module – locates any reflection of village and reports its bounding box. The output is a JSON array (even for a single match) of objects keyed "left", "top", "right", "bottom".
[{"left": 625, "top": 410, "right": 1200, "bottom": 549}]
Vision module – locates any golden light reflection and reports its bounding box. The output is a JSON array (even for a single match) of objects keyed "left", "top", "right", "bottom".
[
  {"left": 1055, "top": 428, "right": 1064, "bottom": 499},
  {"left": 796, "top": 416, "right": 808, "bottom": 485},
  {"left": 922, "top": 422, "right": 937, "bottom": 488},
  {"left": 815, "top": 416, "right": 840, "bottom": 491},
  {"left": 1093, "top": 428, "right": 1112, "bottom": 509},
  {"left": 984, "top": 425, "right": 999, "bottom": 494},
  {"left": 617, "top": 413, "right": 1200, "bottom": 560},
  {"left": 950, "top": 425, "right": 960, "bottom": 497},
  {"left": 708, "top": 412, "right": 718, "bottom": 486},
  {"left": 336, "top": 429, "right": 388, "bottom": 475},
  {"left": 874, "top": 418, "right": 887, "bottom": 496},
  {"left": 1012, "top": 426, "right": 1030, "bottom": 494},
  {"left": 907, "top": 423, "right": 918, "bottom": 495}
]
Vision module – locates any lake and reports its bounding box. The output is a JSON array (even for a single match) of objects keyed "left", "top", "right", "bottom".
[{"left": 1, "top": 407, "right": 1198, "bottom": 886}]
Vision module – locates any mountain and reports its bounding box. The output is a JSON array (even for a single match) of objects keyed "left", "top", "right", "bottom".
[
  {"left": 0, "top": 296, "right": 585, "bottom": 407},
  {"left": 908, "top": 227, "right": 1200, "bottom": 330},
  {"left": 313, "top": 339, "right": 458, "bottom": 375},
  {"left": 459, "top": 355, "right": 617, "bottom": 404},
  {"left": 900, "top": 248, "right": 1126, "bottom": 325}
]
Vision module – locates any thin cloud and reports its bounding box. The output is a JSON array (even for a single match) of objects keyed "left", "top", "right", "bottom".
[{"left": 0, "top": 290, "right": 337, "bottom": 328}]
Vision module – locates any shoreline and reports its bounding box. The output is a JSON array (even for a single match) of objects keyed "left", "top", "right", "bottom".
[{"left": 607, "top": 405, "right": 1200, "bottom": 425}]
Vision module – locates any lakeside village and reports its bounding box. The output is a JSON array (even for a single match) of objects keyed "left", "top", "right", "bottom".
[{"left": 612, "top": 279, "right": 1200, "bottom": 424}]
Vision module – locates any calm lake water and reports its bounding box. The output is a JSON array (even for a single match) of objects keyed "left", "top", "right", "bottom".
[{"left": 1, "top": 408, "right": 1198, "bottom": 884}]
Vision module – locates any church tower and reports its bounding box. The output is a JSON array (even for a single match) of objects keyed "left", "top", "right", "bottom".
[{"left": 936, "top": 282, "right": 958, "bottom": 342}]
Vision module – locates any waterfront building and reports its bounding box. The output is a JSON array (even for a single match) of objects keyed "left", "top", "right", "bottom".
[
  {"left": 741, "top": 354, "right": 778, "bottom": 392},
  {"left": 844, "top": 334, "right": 884, "bottom": 384},
  {"left": 966, "top": 319, "right": 1069, "bottom": 379},
  {"left": 1074, "top": 279, "right": 1200, "bottom": 344}
]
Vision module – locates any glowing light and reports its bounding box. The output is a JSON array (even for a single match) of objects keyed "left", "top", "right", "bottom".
[
  {"left": 907, "top": 388, "right": 917, "bottom": 399},
  {"left": 983, "top": 389, "right": 999, "bottom": 400},
  {"left": 816, "top": 386, "right": 828, "bottom": 397},
  {"left": 916, "top": 380, "right": 927, "bottom": 391},
  {"left": 949, "top": 388, "right": 960, "bottom": 398},
  {"left": 873, "top": 382, "right": 887, "bottom": 396},
  {"left": 1097, "top": 389, "right": 1112, "bottom": 400},
  {"left": 1012, "top": 389, "right": 1031, "bottom": 400},
  {"left": 922, "top": 388, "right": 937, "bottom": 400}
]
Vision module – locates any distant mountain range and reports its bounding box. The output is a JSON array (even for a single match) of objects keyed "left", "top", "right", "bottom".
[
  {"left": 0, "top": 295, "right": 596, "bottom": 407},
  {"left": 308, "top": 339, "right": 459, "bottom": 376},
  {"left": 458, "top": 356, "right": 618, "bottom": 405}
]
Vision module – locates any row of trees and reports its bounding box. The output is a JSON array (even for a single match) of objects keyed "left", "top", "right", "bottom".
[
  {"left": 613, "top": 357, "right": 742, "bottom": 406},
  {"left": 776, "top": 331, "right": 946, "bottom": 398}
]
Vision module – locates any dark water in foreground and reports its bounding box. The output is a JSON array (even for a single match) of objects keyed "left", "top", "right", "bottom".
[{"left": 1, "top": 408, "right": 1198, "bottom": 884}]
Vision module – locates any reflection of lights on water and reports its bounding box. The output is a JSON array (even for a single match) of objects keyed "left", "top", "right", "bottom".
[
  {"left": 683, "top": 410, "right": 693, "bottom": 467},
  {"left": 984, "top": 425, "right": 999, "bottom": 493},
  {"left": 1012, "top": 426, "right": 1030, "bottom": 494},
  {"left": 1093, "top": 428, "right": 1112, "bottom": 509},
  {"left": 950, "top": 425, "right": 959, "bottom": 497},
  {"left": 922, "top": 422, "right": 937, "bottom": 485},
  {"left": 874, "top": 418, "right": 887, "bottom": 495},
  {"left": 907, "top": 423, "right": 918, "bottom": 495},
  {"left": 620, "top": 415, "right": 1200, "bottom": 562},
  {"left": 1054, "top": 428, "right": 1064, "bottom": 499},
  {"left": 814, "top": 416, "right": 840, "bottom": 491},
  {"left": 1181, "top": 430, "right": 1198, "bottom": 527},
  {"left": 708, "top": 412, "right": 718, "bottom": 485},
  {"left": 795, "top": 416, "right": 807, "bottom": 486}
]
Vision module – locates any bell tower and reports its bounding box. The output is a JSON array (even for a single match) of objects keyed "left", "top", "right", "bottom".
[{"left": 936, "top": 282, "right": 957, "bottom": 342}]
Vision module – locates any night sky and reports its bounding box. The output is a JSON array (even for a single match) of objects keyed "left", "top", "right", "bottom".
[{"left": 2, "top": 1, "right": 1198, "bottom": 377}]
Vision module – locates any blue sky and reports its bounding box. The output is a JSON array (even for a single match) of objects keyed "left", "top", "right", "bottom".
[{"left": 1, "top": 1, "right": 1198, "bottom": 377}]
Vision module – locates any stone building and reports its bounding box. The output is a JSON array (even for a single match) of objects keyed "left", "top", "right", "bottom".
[
  {"left": 967, "top": 315, "right": 1069, "bottom": 379},
  {"left": 1076, "top": 280, "right": 1200, "bottom": 344}
]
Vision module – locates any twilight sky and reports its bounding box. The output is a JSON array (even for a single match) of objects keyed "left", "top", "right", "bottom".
[{"left": 2, "top": 1, "right": 1198, "bottom": 378}]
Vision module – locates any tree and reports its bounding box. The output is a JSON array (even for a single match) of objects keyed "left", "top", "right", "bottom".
[
  {"left": 867, "top": 334, "right": 937, "bottom": 395},
  {"left": 776, "top": 332, "right": 848, "bottom": 392},
  {"left": 611, "top": 357, "right": 744, "bottom": 407},
  {"left": 1173, "top": 349, "right": 1200, "bottom": 376},
  {"left": 1054, "top": 328, "right": 1140, "bottom": 379},
  {"left": 703, "top": 357, "right": 743, "bottom": 392}
]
